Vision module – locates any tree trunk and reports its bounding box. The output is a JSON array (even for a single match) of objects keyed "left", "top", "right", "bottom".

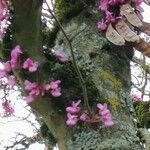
[{"left": 11, "top": 0, "right": 144, "bottom": 150}]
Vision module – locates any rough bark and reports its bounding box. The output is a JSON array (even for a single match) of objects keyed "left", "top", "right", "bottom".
[
  {"left": 11, "top": 0, "right": 144, "bottom": 150},
  {"left": 12, "top": 1, "right": 70, "bottom": 149}
]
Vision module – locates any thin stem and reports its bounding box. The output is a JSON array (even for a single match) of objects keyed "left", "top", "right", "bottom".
[{"left": 44, "top": 0, "right": 92, "bottom": 114}]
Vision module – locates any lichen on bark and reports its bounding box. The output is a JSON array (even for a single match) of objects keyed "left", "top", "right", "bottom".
[{"left": 53, "top": 8, "right": 143, "bottom": 149}]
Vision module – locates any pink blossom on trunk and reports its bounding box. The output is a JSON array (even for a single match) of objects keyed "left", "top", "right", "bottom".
[
  {"left": 66, "top": 100, "right": 81, "bottom": 114},
  {"left": 97, "top": 19, "right": 107, "bottom": 31},
  {"left": 23, "top": 58, "right": 38, "bottom": 72},
  {"left": 66, "top": 113, "right": 78, "bottom": 126},
  {"left": 106, "top": 11, "right": 115, "bottom": 23},
  {"left": 44, "top": 80, "right": 62, "bottom": 97},
  {"left": 24, "top": 80, "right": 38, "bottom": 91},
  {"left": 99, "top": 0, "right": 108, "bottom": 12},
  {"left": 24, "top": 80, "right": 41, "bottom": 103},
  {"left": 55, "top": 51, "right": 67, "bottom": 63},
  {"left": 10, "top": 45, "right": 22, "bottom": 69},
  {"left": 97, "top": 103, "right": 114, "bottom": 127},
  {"left": 49, "top": 80, "right": 61, "bottom": 90},
  {"left": 51, "top": 88, "right": 61, "bottom": 97}
]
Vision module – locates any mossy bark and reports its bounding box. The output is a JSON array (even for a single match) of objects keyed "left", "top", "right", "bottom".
[
  {"left": 11, "top": 0, "right": 144, "bottom": 150},
  {"left": 53, "top": 11, "right": 143, "bottom": 149}
]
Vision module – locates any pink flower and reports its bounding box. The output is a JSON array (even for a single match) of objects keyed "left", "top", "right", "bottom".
[
  {"left": 29, "top": 87, "right": 40, "bottom": 97},
  {"left": 97, "top": 19, "right": 107, "bottom": 31},
  {"left": 2, "top": 100, "right": 14, "bottom": 117},
  {"left": 106, "top": 11, "right": 115, "bottom": 23},
  {"left": 44, "top": 80, "right": 62, "bottom": 97},
  {"left": 10, "top": 45, "right": 22, "bottom": 69},
  {"left": 7, "top": 75, "right": 16, "bottom": 89},
  {"left": 66, "top": 100, "right": 81, "bottom": 126},
  {"left": 55, "top": 51, "right": 67, "bottom": 63},
  {"left": 99, "top": 0, "right": 108, "bottom": 12},
  {"left": 49, "top": 80, "right": 61, "bottom": 90},
  {"left": 97, "top": 103, "right": 113, "bottom": 127},
  {"left": 11, "top": 45, "right": 22, "bottom": 59},
  {"left": 51, "top": 88, "right": 61, "bottom": 97},
  {"left": 66, "top": 113, "right": 78, "bottom": 126},
  {"left": 23, "top": 58, "right": 38, "bottom": 72},
  {"left": 131, "top": 94, "right": 141, "bottom": 102},
  {"left": 66, "top": 100, "right": 81, "bottom": 114},
  {"left": 24, "top": 80, "right": 41, "bottom": 103},
  {"left": 24, "top": 80, "right": 38, "bottom": 91}
]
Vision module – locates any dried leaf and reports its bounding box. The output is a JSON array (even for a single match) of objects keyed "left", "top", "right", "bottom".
[
  {"left": 120, "top": 4, "right": 143, "bottom": 28},
  {"left": 106, "top": 23, "right": 125, "bottom": 46},
  {"left": 115, "top": 20, "right": 140, "bottom": 42},
  {"left": 133, "top": 38, "right": 150, "bottom": 57},
  {"left": 140, "top": 22, "right": 150, "bottom": 36}
]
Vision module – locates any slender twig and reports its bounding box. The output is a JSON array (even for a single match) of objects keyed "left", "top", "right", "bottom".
[{"left": 44, "top": 0, "right": 92, "bottom": 114}]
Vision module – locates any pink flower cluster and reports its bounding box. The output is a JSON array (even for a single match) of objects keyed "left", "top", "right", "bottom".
[
  {"left": 66, "top": 101, "right": 113, "bottom": 127},
  {"left": 24, "top": 80, "right": 62, "bottom": 104},
  {"left": 0, "top": 0, "right": 9, "bottom": 39},
  {"left": 66, "top": 100, "right": 81, "bottom": 126},
  {"left": 97, "top": 0, "right": 125, "bottom": 31},
  {"left": 24, "top": 80, "right": 42, "bottom": 104},
  {"left": 0, "top": 45, "right": 62, "bottom": 105},
  {"left": 0, "top": 46, "right": 23, "bottom": 89},
  {"left": 23, "top": 58, "right": 38, "bottom": 72},
  {"left": 97, "top": 103, "right": 114, "bottom": 127},
  {"left": 54, "top": 51, "right": 68, "bottom": 63},
  {"left": 2, "top": 100, "right": 14, "bottom": 117},
  {"left": 97, "top": 0, "right": 144, "bottom": 31},
  {"left": 0, "top": 45, "right": 22, "bottom": 79},
  {"left": 0, "top": 45, "right": 38, "bottom": 79},
  {"left": 131, "top": 94, "right": 141, "bottom": 102},
  {"left": 44, "top": 80, "right": 61, "bottom": 97},
  {"left": 10, "top": 45, "right": 22, "bottom": 69}
]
